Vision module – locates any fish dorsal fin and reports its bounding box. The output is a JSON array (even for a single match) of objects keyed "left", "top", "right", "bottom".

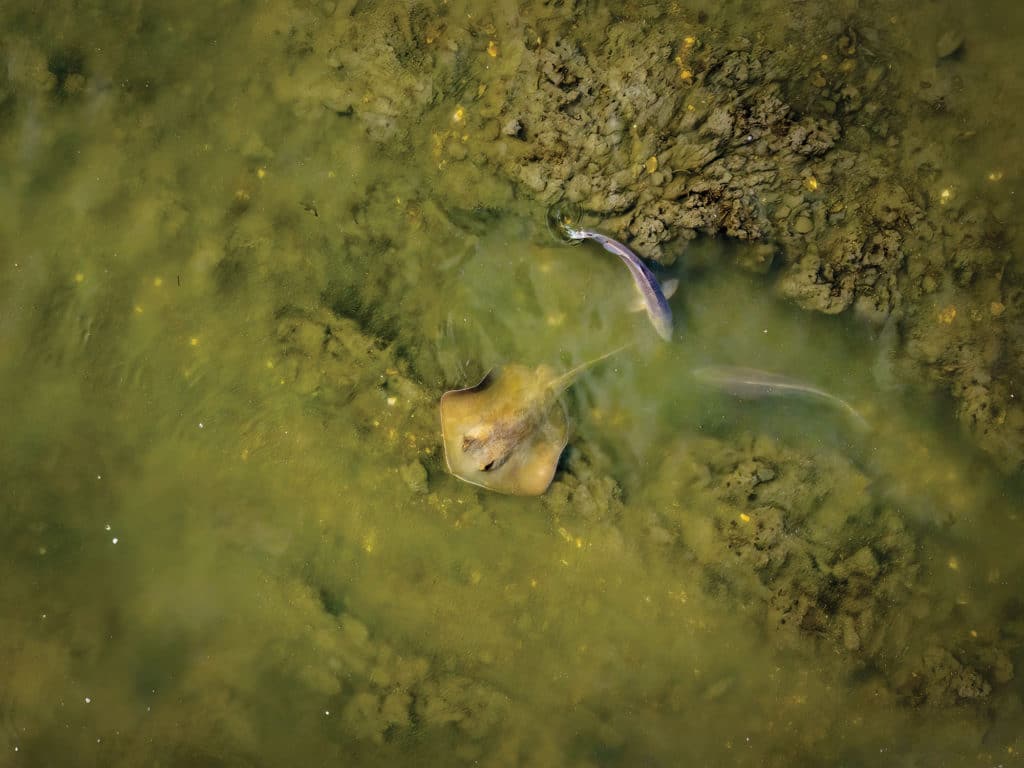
[{"left": 629, "top": 277, "right": 678, "bottom": 312}]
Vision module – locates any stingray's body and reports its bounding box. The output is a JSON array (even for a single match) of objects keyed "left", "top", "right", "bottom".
[
  {"left": 441, "top": 364, "right": 568, "bottom": 495},
  {"left": 440, "top": 349, "right": 623, "bottom": 496}
]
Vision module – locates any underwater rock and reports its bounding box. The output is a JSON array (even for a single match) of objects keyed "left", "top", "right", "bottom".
[
  {"left": 400, "top": 459, "right": 429, "bottom": 495},
  {"left": 274, "top": 306, "right": 440, "bottom": 477},
  {"left": 936, "top": 29, "right": 965, "bottom": 59},
  {"left": 544, "top": 443, "right": 624, "bottom": 525},
  {"left": 641, "top": 433, "right": 1011, "bottom": 709}
]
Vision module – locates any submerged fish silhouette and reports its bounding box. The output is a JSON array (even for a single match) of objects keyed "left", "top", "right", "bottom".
[
  {"left": 440, "top": 348, "right": 625, "bottom": 495},
  {"left": 548, "top": 202, "right": 675, "bottom": 342},
  {"left": 692, "top": 365, "right": 870, "bottom": 431},
  {"left": 563, "top": 226, "right": 675, "bottom": 342}
]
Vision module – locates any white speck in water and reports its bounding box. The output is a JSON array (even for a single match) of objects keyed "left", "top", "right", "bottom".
[
  {"left": 105, "top": 523, "right": 111, "bottom": 531},
  {"left": 198, "top": 422, "right": 204, "bottom": 429},
  {"left": 85, "top": 697, "right": 91, "bottom": 704},
  {"left": 14, "top": 746, "right": 18, "bottom": 752},
  {"left": 112, "top": 538, "right": 119, "bottom": 544},
  {"left": 763, "top": 328, "right": 768, "bottom": 334},
  {"left": 324, "top": 710, "right": 330, "bottom": 716},
  {"left": 96, "top": 474, "right": 102, "bottom": 480}
]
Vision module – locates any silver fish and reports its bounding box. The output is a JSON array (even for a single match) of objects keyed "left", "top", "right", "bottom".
[
  {"left": 692, "top": 365, "right": 869, "bottom": 430},
  {"left": 563, "top": 226, "right": 674, "bottom": 342}
]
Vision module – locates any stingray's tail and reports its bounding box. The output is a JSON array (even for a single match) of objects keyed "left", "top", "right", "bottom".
[{"left": 548, "top": 342, "right": 637, "bottom": 395}]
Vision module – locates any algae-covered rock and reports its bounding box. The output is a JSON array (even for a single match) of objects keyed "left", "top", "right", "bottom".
[{"left": 639, "top": 432, "right": 1011, "bottom": 707}]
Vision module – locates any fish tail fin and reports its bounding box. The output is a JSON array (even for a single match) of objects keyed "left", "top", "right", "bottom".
[{"left": 842, "top": 402, "right": 872, "bottom": 433}]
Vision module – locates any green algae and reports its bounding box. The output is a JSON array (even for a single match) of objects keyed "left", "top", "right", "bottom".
[{"left": 1, "top": 1, "right": 1023, "bottom": 766}]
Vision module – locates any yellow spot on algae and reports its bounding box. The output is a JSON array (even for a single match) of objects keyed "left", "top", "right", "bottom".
[
  {"left": 266, "top": 359, "right": 275, "bottom": 369},
  {"left": 452, "top": 105, "right": 465, "bottom": 123},
  {"left": 679, "top": 68, "right": 693, "bottom": 82},
  {"left": 487, "top": 40, "right": 498, "bottom": 57},
  {"left": 190, "top": 337, "right": 200, "bottom": 347},
  {"left": 256, "top": 168, "right": 267, "bottom": 179},
  {"left": 668, "top": 589, "right": 688, "bottom": 604},
  {"left": 820, "top": 53, "right": 829, "bottom": 61},
  {"left": 939, "top": 188, "right": 952, "bottom": 204},
  {"left": 969, "top": 629, "right": 978, "bottom": 638},
  {"left": 386, "top": 396, "right": 397, "bottom": 406},
  {"left": 153, "top": 277, "right": 163, "bottom": 287},
  {"left": 739, "top": 512, "right": 751, "bottom": 523},
  {"left": 240, "top": 448, "right": 249, "bottom": 461},
  {"left": 575, "top": 537, "right": 583, "bottom": 549},
  {"left": 806, "top": 176, "right": 819, "bottom": 191},
  {"left": 362, "top": 531, "right": 376, "bottom": 554},
  {"left": 470, "top": 570, "right": 482, "bottom": 585},
  {"left": 683, "top": 36, "right": 696, "bottom": 48},
  {"left": 987, "top": 170, "right": 1003, "bottom": 182},
  {"left": 990, "top": 301, "right": 1006, "bottom": 317},
  {"left": 133, "top": 305, "right": 144, "bottom": 314},
  {"left": 645, "top": 156, "right": 658, "bottom": 174},
  {"left": 937, "top": 305, "right": 957, "bottom": 324},
  {"left": 947, "top": 556, "right": 960, "bottom": 571},
  {"left": 74, "top": 272, "right": 85, "bottom": 284},
  {"left": 530, "top": 578, "right": 538, "bottom": 588}
]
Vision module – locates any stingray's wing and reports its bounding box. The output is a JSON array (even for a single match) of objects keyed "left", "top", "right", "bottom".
[{"left": 479, "top": 398, "right": 568, "bottom": 495}]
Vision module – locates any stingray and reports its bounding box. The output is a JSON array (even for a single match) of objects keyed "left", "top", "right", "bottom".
[{"left": 440, "top": 347, "right": 625, "bottom": 496}]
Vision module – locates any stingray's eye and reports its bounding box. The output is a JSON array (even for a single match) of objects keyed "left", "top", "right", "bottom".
[{"left": 480, "top": 451, "right": 511, "bottom": 472}]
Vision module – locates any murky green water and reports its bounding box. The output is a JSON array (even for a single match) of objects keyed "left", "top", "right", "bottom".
[{"left": 3, "top": 1, "right": 1023, "bottom": 766}]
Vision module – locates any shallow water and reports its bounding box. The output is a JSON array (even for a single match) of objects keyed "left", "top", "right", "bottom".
[{"left": 2, "top": 1, "right": 1023, "bottom": 766}]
